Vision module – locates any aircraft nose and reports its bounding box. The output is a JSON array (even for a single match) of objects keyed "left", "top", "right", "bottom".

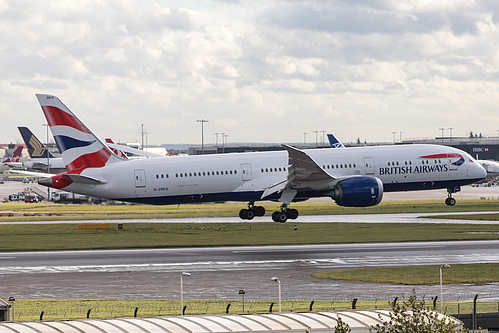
[{"left": 477, "top": 162, "right": 487, "bottom": 179}]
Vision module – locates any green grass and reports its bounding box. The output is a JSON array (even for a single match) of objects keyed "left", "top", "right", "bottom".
[
  {"left": 2, "top": 199, "right": 499, "bottom": 222},
  {"left": 1, "top": 222, "right": 499, "bottom": 251},
  {"left": 311, "top": 263, "right": 499, "bottom": 285},
  {"left": 7, "top": 297, "right": 498, "bottom": 321}
]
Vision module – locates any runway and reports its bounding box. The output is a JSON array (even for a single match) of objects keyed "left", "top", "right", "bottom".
[
  {"left": 1, "top": 181, "right": 499, "bottom": 301},
  {"left": 1, "top": 240, "right": 498, "bottom": 301}
]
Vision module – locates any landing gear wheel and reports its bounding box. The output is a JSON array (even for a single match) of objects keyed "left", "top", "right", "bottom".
[
  {"left": 254, "top": 206, "right": 266, "bottom": 217},
  {"left": 286, "top": 208, "right": 299, "bottom": 220},
  {"left": 272, "top": 211, "right": 288, "bottom": 223},
  {"left": 445, "top": 197, "right": 456, "bottom": 206},
  {"left": 245, "top": 209, "right": 255, "bottom": 220},
  {"left": 239, "top": 209, "right": 248, "bottom": 219}
]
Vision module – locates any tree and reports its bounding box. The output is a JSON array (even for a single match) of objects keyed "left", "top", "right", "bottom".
[
  {"left": 335, "top": 315, "right": 351, "bottom": 333},
  {"left": 371, "top": 291, "right": 465, "bottom": 333}
]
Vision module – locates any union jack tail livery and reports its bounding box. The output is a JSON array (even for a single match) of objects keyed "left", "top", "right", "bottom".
[{"left": 35, "top": 94, "right": 125, "bottom": 173}]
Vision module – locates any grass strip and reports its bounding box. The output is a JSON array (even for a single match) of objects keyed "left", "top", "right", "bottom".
[
  {"left": 5, "top": 298, "right": 497, "bottom": 321},
  {"left": 1, "top": 222, "right": 499, "bottom": 251},
  {"left": 311, "top": 263, "right": 499, "bottom": 285},
  {"left": 1, "top": 199, "right": 499, "bottom": 222}
]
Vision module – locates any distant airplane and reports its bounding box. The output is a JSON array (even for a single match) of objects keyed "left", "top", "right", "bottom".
[
  {"left": 15, "top": 127, "right": 66, "bottom": 172},
  {"left": 105, "top": 138, "right": 129, "bottom": 160},
  {"left": 477, "top": 160, "right": 499, "bottom": 176},
  {"left": 327, "top": 134, "right": 345, "bottom": 148},
  {"left": 35, "top": 94, "right": 486, "bottom": 222},
  {"left": 0, "top": 146, "right": 23, "bottom": 172}
]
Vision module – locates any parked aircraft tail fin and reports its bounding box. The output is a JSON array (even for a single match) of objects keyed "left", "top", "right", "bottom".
[{"left": 18, "top": 127, "right": 57, "bottom": 159}]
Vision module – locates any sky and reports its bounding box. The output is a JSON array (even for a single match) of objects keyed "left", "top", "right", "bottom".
[{"left": 1, "top": 0, "right": 499, "bottom": 146}]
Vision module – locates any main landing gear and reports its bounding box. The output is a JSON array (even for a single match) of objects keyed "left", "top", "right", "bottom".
[
  {"left": 445, "top": 186, "right": 460, "bottom": 206},
  {"left": 239, "top": 202, "right": 266, "bottom": 220},
  {"left": 271, "top": 204, "right": 299, "bottom": 223}
]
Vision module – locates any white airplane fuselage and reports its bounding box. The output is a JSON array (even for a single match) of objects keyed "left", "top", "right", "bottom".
[{"left": 52, "top": 144, "right": 486, "bottom": 205}]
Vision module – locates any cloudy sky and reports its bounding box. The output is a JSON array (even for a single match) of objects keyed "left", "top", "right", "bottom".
[{"left": 1, "top": 0, "right": 499, "bottom": 146}]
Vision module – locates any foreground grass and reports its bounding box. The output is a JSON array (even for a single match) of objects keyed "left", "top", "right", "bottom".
[
  {"left": 312, "top": 263, "right": 499, "bottom": 285},
  {"left": 6, "top": 297, "right": 497, "bottom": 321},
  {"left": 1, "top": 199, "right": 499, "bottom": 222},
  {"left": 1, "top": 222, "right": 499, "bottom": 251}
]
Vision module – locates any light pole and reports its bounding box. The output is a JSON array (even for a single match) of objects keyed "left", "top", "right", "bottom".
[
  {"left": 302, "top": 132, "right": 307, "bottom": 144},
  {"left": 440, "top": 264, "right": 450, "bottom": 312},
  {"left": 439, "top": 128, "right": 445, "bottom": 143},
  {"left": 448, "top": 128, "right": 453, "bottom": 142},
  {"left": 214, "top": 133, "right": 219, "bottom": 147},
  {"left": 42, "top": 124, "right": 50, "bottom": 201},
  {"left": 180, "top": 272, "right": 191, "bottom": 315},
  {"left": 8, "top": 297, "right": 15, "bottom": 322},
  {"left": 391, "top": 131, "right": 397, "bottom": 144},
  {"left": 271, "top": 276, "right": 281, "bottom": 312},
  {"left": 239, "top": 290, "right": 245, "bottom": 313},
  {"left": 197, "top": 119, "right": 209, "bottom": 155},
  {"left": 313, "top": 130, "right": 318, "bottom": 148}
]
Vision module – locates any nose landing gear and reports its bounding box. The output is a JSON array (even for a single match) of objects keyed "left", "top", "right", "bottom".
[{"left": 445, "top": 186, "right": 460, "bottom": 206}]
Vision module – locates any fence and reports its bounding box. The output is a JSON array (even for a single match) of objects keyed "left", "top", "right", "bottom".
[{"left": 6, "top": 297, "right": 499, "bottom": 322}]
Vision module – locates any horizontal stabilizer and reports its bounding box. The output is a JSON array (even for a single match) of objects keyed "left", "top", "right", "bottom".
[{"left": 64, "top": 173, "right": 108, "bottom": 185}]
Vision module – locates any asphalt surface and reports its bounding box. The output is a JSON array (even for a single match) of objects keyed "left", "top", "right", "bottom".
[
  {"left": 0, "top": 241, "right": 498, "bottom": 301},
  {"left": 1, "top": 180, "right": 499, "bottom": 302}
]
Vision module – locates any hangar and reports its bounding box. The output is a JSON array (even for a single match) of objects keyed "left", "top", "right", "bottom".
[{"left": 0, "top": 310, "right": 460, "bottom": 333}]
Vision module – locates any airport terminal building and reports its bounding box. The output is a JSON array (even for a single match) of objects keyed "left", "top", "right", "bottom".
[{"left": 187, "top": 136, "right": 499, "bottom": 161}]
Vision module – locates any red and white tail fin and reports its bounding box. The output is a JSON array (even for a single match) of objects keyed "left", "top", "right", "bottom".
[
  {"left": 105, "top": 138, "right": 129, "bottom": 159},
  {"left": 35, "top": 94, "right": 125, "bottom": 173},
  {"left": 3, "top": 146, "right": 23, "bottom": 163}
]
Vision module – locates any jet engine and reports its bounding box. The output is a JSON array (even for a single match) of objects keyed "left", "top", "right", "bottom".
[{"left": 326, "top": 176, "right": 383, "bottom": 207}]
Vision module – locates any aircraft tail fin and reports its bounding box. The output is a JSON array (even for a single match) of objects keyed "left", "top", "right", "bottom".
[
  {"left": 105, "top": 138, "right": 129, "bottom": 159},
  {"left": 35, "top": 94, "right": 124, "bottom": 173},
  {"left": 3, "top": 146, "right": 23, "bottom": 163},
  {"left": 18, "top": 127, "right": 57, "bottom": 159},
  {"left": 327, "top": 134, "right": 345, "bottom": 148}
]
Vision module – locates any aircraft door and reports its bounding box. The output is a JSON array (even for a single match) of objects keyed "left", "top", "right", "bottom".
[
  {"left": 364, "top": 157, "right": 375, "bottom": 175},
  {"left": 134, "top": 169, "right": 146, "bottom": 188},
  {"left": 241, "top": 163, "right": 252, "bottom": 181}
]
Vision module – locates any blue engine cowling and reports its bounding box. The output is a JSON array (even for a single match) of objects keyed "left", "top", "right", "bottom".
[{"left": 326, "top": 176, "right": 383, "bottom": 207}]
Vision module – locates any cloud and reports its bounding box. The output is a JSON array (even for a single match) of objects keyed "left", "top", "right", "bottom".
[{"left": 0, "top": 0, "right": 499, "bottom": 145}]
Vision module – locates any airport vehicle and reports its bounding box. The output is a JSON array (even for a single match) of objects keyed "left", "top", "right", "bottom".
[
  {"left": 35, "top": 94, "right": 486, "bottom": 222},
  {"left": 0, "top": 146, "right": 23, "bottom": 172}
]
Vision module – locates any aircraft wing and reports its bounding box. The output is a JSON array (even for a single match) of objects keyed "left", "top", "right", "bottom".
[
  {"left": 261, "top": 145, "right": 336, "bottom": 203},
  {"left": 106, "top": 143, "right": 164, "bottom": 158},
  {"left": 8, "top": 169, "right": 57, "bottom": 178}
]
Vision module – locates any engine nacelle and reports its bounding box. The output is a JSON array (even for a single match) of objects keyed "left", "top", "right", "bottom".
[{"left": 326, "top": 176, "right": 383, "bottom": 207}]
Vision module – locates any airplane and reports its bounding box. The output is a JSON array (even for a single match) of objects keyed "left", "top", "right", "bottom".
[
  {"left": 105, "top": 138, "right": 129, "bottom": 159},
  {"left": 15, "top": 126, "right": 66, "bottom": 172},
  {"left": 0, "top": 146, "right": 24, "bottom": 172},
  {"left": 35, "top": 94, "right": 487, "bottom": 222},
  {"left": 477, "top": 160, "right": 499, "bottom": 176},
  {"left": 327, "top": 134, "right": 345, "bottom": 148},
  {"left": 328, "top": 133, "right": 499, "bottom": 178}
]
